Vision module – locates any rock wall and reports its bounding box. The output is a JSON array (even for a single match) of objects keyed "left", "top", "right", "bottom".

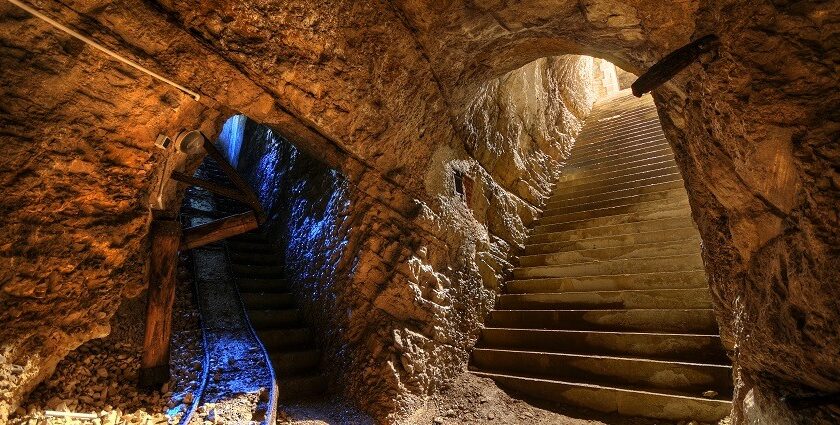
[
  {"left": 216, "top": 55, "right": 602, "bottom": 420},
  {"left": 1, "top": 0, "right": 837, "bottom": 423},
  {"left": 0, "top": 5, "right": 226, "bottom": 420},
  {"left": 615, "top": 68, "right": 636, "bottom": 91},
  {"left": 651, "top": 3, "right": 840, "bottom": 421}
]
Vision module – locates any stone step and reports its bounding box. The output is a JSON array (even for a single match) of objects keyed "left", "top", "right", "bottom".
[
  {"left": 229, "top": 232, "right": 270, "bottom": 243},
  {"left": 471, "top": 349, "right": 732, "bottom": 398},
  {"left": 575, "top": 118, "right": 657, "bottom": 143},
  {"left": 571, "top": 132, "right": 668, "bottom": 161},
  {"left": 575, "top": 122, "right": 664, "bottom": 147},
  {"left": 478, "top": 328, "right": 729, "bottom": 364},
  {"left": 549, "top": 169, "right": 682, "bottom": 201},
  {"left": 575, "top": 118, "right": 663, "bottom": 146},
  {"left": 524, "top": 227, "right": 700, "bottom": 255},
  {"left": 257, "top": 327, "right": 314, "bottom": 351},
  {"left": 558, "top": 156, "right": 676, "bottom": 186},
  {"left": 541, "top": 188, "right": 687, "bottom": 217},
  {"left": 513, "top": 254, "right": 703, "bottom": 279},
  {"left": 247, "top": 309, "right": 301, "bottom": 329},
  {"left": 581, "top": 100, "right": 651, "bottom": 120},
  {"left": 532, "top": 206, "right": 690, "bottom": 235},
  {"left": 226, "top": 240, "right": 277, "bottom": 254},
  {"left": 537, "top": 196, "right": 690, "bottom": 227},
  {"left": 505, "top": 270, "right": 707, "bottom": 293},
  {"left": 230, "top": 263, "right": 285, "bottom": 278},
  {"left": 566, "top": 137, "right": 670, "bottom": 168},
  {"left": 561, "top": 148, "right": 674, "bottom": 179},
  {"left": 240, "top": 292, "right": 295, "bottom": 310},
  {"left": 214, "top": 206, "right": 251, "bottom": 217},
  {"left": 277, "top": 374, "right": 328, "bottom": 400},
  {"left": 554, "top": 161, "right": 679, "bottom": 191},
  {"left": 228, "top": 250, "right": 278, "bottom": 266},
  {"left": 518, "top": 239, "right": 700, "bottom": 266},
  {"left": 471, "top": 371, "right": 732, "bottom": 422},
  {"left": 546, "top": 179, "right": 685, "bottom": 209},
  {"left": 270, "top": 349, "right": 322, "bottom": 375},
  {"left": 565, "top": 140, "right": 671, "bottom": 169},
  {"left": 528, "top": 216, "right": 694, "bottom": 245},
  {"left": 496, "top": 288, "right": 712, "bottom": 310},
  {"left": 236, "top": 277, "right": 288, "bottom": 293},
  {"left": 579, "top": 108, "right": 659, "bottom": 132},
  {"left": 486, "top": 309, "right": 718, "bottom": 333}
]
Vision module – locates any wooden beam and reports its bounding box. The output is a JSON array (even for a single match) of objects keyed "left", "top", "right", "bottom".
[
  {"left": 180, "top": 211, "right": 258, "bottom": 250},
  {"left": 631, "top": 34, "right": 720, "bottom": 97},
  {"left": 139, "top": 218, "right": 181, "bottom": 389},
  {"left": 170, "top": 170, "right": 252, "bottom": 205},
  {"left": 201, "top": 137, "right": 266, "bottom": 223}
]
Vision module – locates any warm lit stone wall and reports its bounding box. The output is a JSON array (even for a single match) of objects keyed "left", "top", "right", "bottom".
[
  {"left": 214, "top": 55, "right": 603, "bottom": 418},
  {"left": 0, "top": 7, "right": 226, "bottom": 420}
]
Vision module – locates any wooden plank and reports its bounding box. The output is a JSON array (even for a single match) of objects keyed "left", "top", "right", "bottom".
[
  {"left": 170, "top": 170, "right": 252, "bottom": 205},
  {"left": 180, "top": 211, "right": 258, "bottom": 250},
  {"left": 139, "top": 218, "right": 182, "bottom": 389},
  {"left": 201, "top": 137, "right": 266, "bottom": 223},
  {"left": 631, "top": 34, "right": 720, "bottom": 97}
]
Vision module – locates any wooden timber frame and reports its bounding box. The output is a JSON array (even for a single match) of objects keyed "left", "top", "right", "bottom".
[{"left": 139, "top": 133, "right": 266, "bottom": 389}]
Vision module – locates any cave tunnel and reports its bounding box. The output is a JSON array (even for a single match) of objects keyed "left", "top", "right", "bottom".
[{"left": 0, "top": 1, "right": 838, "bottom": 424}]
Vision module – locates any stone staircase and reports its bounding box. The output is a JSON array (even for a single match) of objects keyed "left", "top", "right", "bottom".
[
  {"left": 470, "top": 91, "right": 733, "bottom": 422},
  {"left": 226, "top": 232, "right": 328, "bottom": 400},
  {"left": 201, "top": 164, "right": 328, "bottom": 401}
]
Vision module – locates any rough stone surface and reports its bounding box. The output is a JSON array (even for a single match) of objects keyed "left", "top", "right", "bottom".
[
  {"left": 7, "top": 259, "right": 203, "bottom": 424},
  {"left": 0, "top": 4, "right": 224, "bottom": 420},
  {"left": 218, "top": 57, "right": 602, "bottom": 417},
  {"left": 1, "top": 0, "right": 838, "bottom": 424}
]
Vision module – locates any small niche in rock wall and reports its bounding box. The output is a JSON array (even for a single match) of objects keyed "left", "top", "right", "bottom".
[{"left": 453, "top": 170, "right": 474, "bottom": 207}]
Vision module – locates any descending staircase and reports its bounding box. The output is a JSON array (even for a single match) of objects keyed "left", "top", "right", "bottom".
[
  {"left": 200, "top": 163, "right": 328, "bottom": 400},
  {"left": 226, "top": 233, "right": 328, "bottom": 399},
  {"left": 470, "top": 91, "right": 733, "bottom": 422}
]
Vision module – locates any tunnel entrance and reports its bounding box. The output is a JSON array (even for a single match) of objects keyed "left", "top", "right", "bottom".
[{"left": 175, "top": 115, "right": 370, "bottom": 423}]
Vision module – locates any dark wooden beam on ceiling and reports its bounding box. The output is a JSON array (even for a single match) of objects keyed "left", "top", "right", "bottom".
[
  {"left": 170, "top": 170, "right": 253, "bottom": 205},
  {"left": 632, "top": 34, "right": 720, "bottom": 97}
]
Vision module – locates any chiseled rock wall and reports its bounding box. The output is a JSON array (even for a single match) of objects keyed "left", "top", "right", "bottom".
[
  {"left": 0, "top": 6, "right": 224, "bottom": 420},
  {"left": 217, "top": 56, "right": 602, "bottom": 419}
]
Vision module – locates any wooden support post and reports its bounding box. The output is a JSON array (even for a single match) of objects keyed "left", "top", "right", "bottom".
[
  {"left": 139, "top": 218, "right": 182, "bottom": 389},
  {"left": 631, "top": 34, "right": 720, "bottom": 97},
  {"left": 180, "top": 211, "right": 259, "bottom": 250}
]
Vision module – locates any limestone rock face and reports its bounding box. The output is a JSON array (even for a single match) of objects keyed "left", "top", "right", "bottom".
[
  {"left": 1, "top": 0, "right": 838, "bottom": 423},
  {"left": 216, "top": 56, "right": 603, "bottom": 418},
  {"left": 0, "top": 5, "right": 225, "bottom": 419}
]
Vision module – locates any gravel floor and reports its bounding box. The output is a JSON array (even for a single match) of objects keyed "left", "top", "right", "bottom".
[
  {"left": 9, "top": 254, "right": 204, "bottom": 425},
  {"left": 277, "top": 395, "right": 374, "bottom": 424}
]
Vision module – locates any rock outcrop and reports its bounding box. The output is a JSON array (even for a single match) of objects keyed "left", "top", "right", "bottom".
[{"left": 215, "top": 55, "right": 605, "bottom": 419}]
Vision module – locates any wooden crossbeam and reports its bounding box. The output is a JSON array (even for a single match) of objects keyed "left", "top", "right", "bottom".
[
  {"left": 201, "top": 138, "right": 266, "bottom": 224},
  {"left": 170, "top": 170, "right": 253, "bottom": 205},
  {"left": 632, "top": 34, "right": 720, "bottom": 97},
  {"left": 180, "top": 211, "right": 259, "bottom": 250}
]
